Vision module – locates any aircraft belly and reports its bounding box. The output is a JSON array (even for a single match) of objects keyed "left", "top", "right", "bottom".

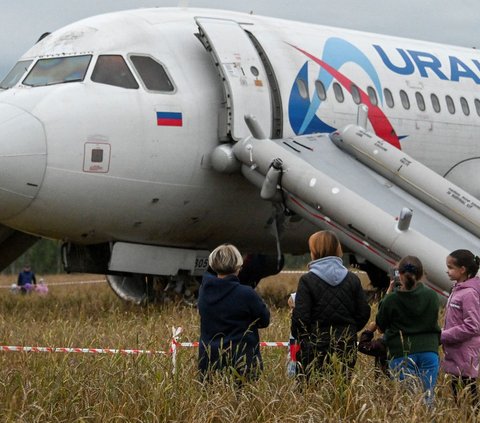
[{"left": 3, "top": 164, "right": 312, "bottom": 251}]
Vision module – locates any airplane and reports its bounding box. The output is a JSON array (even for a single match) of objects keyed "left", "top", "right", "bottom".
[{"left": 0, "top": 7, "right": 479, "bottom": 304}]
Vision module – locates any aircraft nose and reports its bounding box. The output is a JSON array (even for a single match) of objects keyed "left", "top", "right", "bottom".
[{"left": 0, "top": 103, "right": 47, "bottom": 220}]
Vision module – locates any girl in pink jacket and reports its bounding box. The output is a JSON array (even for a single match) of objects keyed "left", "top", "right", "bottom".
[{"left": 441, "top": 249, "right": 480, "bottom": 406}]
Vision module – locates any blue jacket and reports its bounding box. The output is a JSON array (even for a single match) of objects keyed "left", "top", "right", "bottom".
[
  {"left": 17, "top": 270, "right": 36, "bottom": 286},
  {"left": 198, "top": 272, "right": 270, "bottom": 375}
]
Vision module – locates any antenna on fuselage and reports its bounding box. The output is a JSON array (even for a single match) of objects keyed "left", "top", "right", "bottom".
[{"left": 178, "top": 0, "right": 189, "bottom": 8}]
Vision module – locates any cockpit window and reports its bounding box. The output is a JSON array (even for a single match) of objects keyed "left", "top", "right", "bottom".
[
  {"left": 91, "top": 55, "right": 139, "bottom": 89},
  {"left": 0, "top": 60, "right": 33, "bottom": 89},
  {"left": 130, "top": 55, "right": 174, "bottom": 92},
  {"left": 23, "top": 55, "right": 91, "bottom": 87}
]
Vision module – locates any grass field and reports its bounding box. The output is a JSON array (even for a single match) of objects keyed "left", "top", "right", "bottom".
[{"left": 0, "top": 273, "right": 476, "bottom": 422}]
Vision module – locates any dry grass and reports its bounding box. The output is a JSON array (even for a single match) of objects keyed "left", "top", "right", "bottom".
[{"left": 0, "top": 273, "right": 475, "bottom": 422}]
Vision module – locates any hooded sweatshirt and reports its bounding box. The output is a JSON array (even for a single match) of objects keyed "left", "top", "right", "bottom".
[
  {"left": 197, "top": 272, "right": 270, "bottom": 373},
  {"left": 309, "top": 256, "right": 348, "bottom": 286},
  {"left": 291, "top": 257, "right": 370, "bottom": 342},
  {"left": 376, "top": 283, "right": 440, "bottom": 358},
  {"left": 441, "top": 276, "right": 480, "bottom": 378}
]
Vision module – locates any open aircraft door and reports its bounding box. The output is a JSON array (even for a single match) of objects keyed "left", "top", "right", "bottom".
[{"left": 195, "top": 17, "right": 273, "bottom": 141}]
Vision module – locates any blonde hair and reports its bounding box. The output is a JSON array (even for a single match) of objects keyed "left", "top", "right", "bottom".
[
  {"left": 208, "top": 244, "right": 243, "bottom": 275},
  {"left": 308, "top": 230, "right": 343, "bottom": 260}
]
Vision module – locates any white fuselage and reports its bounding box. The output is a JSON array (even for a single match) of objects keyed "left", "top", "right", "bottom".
[{"left": 0, "top": 8, "right": 479, "bottom": 255}]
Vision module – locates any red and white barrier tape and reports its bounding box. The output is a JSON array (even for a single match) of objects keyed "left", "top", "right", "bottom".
[
  {"left": 0, "top": 327, "right": 289, "bottom": 374},
  {"left": 169, "top": 327, "right": 288, "bottom": 373},
  {"left": 170, "top": 341, "right": 288, "bottom": 348},
  {"left": 0, "top": 341, "right": 287, "bottom": 354},
  {"left": 0, "top": 345, "right": 166, "bottom": 355},
  {"left": 0, "top": 279, "right": 105, "bottom": 289}
]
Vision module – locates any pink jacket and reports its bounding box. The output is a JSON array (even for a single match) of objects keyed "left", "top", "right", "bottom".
[{"left": 441, "top": 276, "right": 480, "bottom": 378}]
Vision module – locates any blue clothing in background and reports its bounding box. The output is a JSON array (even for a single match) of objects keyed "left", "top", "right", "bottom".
[{"left": 18, "top": 270, "right": 36, "bottom": 286}]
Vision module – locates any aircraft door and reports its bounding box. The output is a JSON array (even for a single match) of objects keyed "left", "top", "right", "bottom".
[{"left": 195, "top": 17, "right": 272, "bottom": 141}]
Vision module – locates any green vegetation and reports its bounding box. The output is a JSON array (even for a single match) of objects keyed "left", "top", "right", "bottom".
[
  {"left": 0, "top": 280, "right": 476, "bottom": 422},
  {"left": 2, "top": 239, "right": 62, "bottom": 275}
]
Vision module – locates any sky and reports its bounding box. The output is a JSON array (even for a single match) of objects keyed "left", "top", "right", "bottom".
[{"left": 1, "top": 0, "right": 479, "bottom": 80}]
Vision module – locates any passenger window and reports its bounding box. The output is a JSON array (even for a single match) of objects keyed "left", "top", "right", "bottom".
[
  {"left": 430, "top": 94, "right": 441, "bottom": 113},
  {"left": 475, "top": 99, "right": 480, "bottom": 116},
  {"left": 0, "top": 60, "right": 33, "bottom": 89},
  {"left": 130, "top": 55, "right": 174, "bottom": 92},
  {"left": 445, "top": 95, "right": 455, "bottom": 114},
  {"left": 460, "top": 97, "right": 470, "bottom": 116},
  {"left": 315, "top": 80, "right": 327, "bottom": 101},
  {"left": 384, "top": 88, "right": 394, "bottom": 108},
  {"left": 296, "top": 78, "right": 308, "bottom": 99},
  {"left": 351, "top": 84, "right": 361, "bottom": 104},
  {"left": 400, "top": 90, "right": 410, "bottom": 110},
  {"left": 367, "top": 86, "right": 378, "bottom": 106},
  {"left": 333, "top": 82, "right": 344, "bottom": 103},
  {"left": 23, "top": 55, "right": 91, "bottom": 87},
  {"left": 91, "top": 55, "right": 139, "bottom": 89},
  {"left": 415, "top": 92, "right": 426, "bottom": 111}
]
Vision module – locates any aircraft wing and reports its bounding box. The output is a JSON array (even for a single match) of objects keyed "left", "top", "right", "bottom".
[
  {"left": 278, "top": 132, "right": 478, "bottom": 250},
  {"left": 0, "top": 224, "right": 39, "bottom": 270},
  {"left": 231, "top": 122, "right": 479, "bottom": 296}
]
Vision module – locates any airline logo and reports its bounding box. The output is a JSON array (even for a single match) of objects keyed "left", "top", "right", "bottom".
[
  {"left": 288, "top": 38, "right": 400, "bottom": 148},
  {"left": 374, "top": 45, "right": 480, "bottom": 84},
  {"left": 156, "top": 111, "right": 183, "bottom": 127}
]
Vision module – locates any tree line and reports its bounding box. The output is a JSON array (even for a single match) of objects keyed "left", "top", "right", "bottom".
[{"left": 2, "top": 239, "right": 63, "bottom": 276}]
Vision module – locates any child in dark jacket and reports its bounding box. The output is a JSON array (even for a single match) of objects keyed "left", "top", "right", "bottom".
[
  {"left": 198, "top": 244, "right": 270, "bottom": 382},
  {"left": 358, "top": 321, "right": 388, "bottom": 376},
  {"left": 291, "top": 231, "right": 370, "bottom": 380}
]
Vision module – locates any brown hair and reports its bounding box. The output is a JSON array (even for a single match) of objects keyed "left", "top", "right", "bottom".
[
  {"left": 449, "top": 249, "right": 480, "bottom": 279},
  {"left": 398, "top": 256, "right": 423, "bottom": 290},
  {"left": 308, "top": 230, "right": 343, "bottom": 260}
]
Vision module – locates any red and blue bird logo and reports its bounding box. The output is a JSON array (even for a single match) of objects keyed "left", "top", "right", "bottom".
[{"left": 288, "top": 38, "right": 401, "bottom": 149}]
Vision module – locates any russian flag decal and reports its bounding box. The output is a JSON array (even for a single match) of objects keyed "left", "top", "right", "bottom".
[{"left": 156, "top": 111, "right": 183, "bottom": 127}]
